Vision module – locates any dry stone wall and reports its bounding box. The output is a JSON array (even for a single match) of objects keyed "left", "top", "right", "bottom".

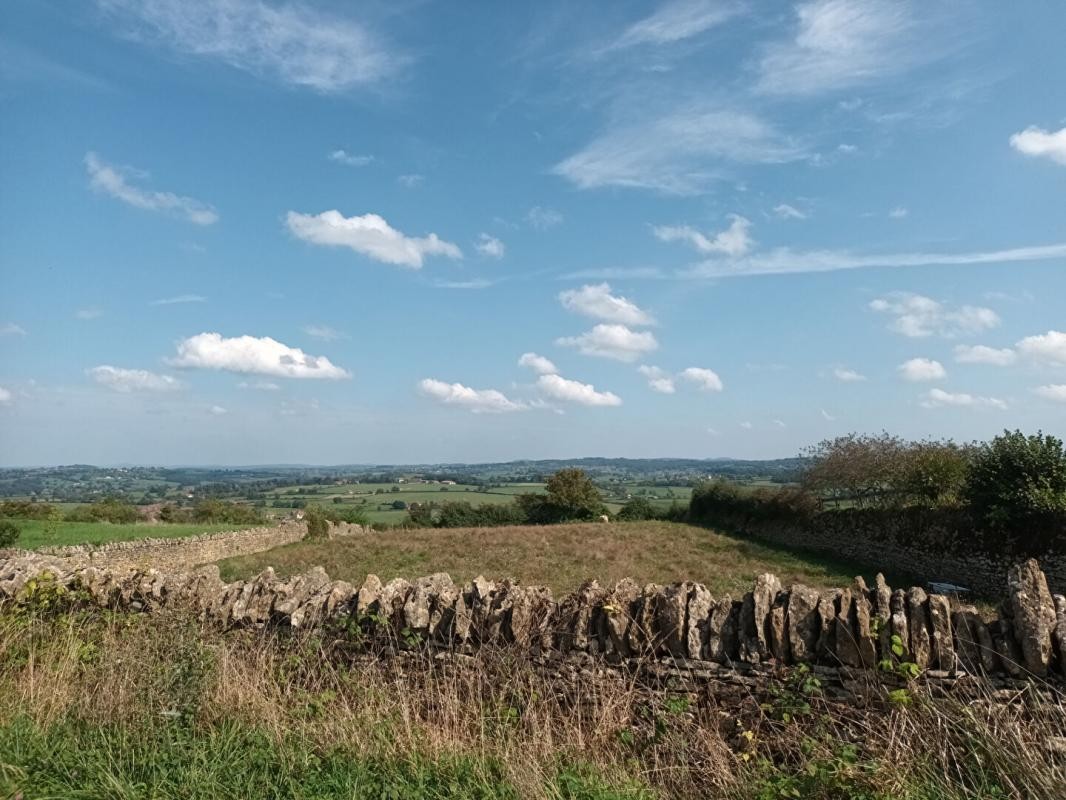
[
  {"left": 3, "top": 552, "right": 1066, "bottom": 687},
  {"left": 0, "top": 522, "right": 308, "bottom": 573}
]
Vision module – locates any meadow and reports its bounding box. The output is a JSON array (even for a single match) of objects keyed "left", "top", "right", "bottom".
[
  {"left": 218, "top": 520, "right": 910, "bottom": 595},
  {"left": 1, "top": 520, "right": 236, "bottom": 550}
]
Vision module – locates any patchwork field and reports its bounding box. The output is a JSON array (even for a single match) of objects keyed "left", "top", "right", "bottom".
[
  {"left": 217, "top": 520, "right": 909, "bottom": 595},
  {"left": 2, "top": 520, "right": 236, "bottom": 550}
]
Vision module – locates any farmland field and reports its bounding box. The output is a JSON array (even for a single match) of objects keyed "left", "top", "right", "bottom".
[
  {"left": 217, "top": 520, "right": 909, "bottom": 595},
  {"left": 2, "top": 520, "right": 237, "bottom": 550}
]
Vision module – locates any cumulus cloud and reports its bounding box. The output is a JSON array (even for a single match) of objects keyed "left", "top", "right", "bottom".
[
  {"left": 558, "top": 283, "right": 654, "bottom": 326},
  {"left": 526, "top": 206, "right": 563, "bottom": 230},
  {"left": 98, "top": 0, "right": 403, "bottom": 92},
  {"left": 1034, "top": 385, "right": 1066, "bottom": 403},
  {"left": 553, "top": 106, "right": 804, "bottom": 195},
  {"left": 920, "top": 388, "right": 1007, "bottom": 410},
  {"left": 89, "top": 365, "right": 181, "bottom": 393},
  {"left": 953, "top": 344, "right": 1016, "bottom": 366},
  {"left": 653, "top": 214, "right": 753, "bottom": 257},
  {"left": 329, "top": 149, "right": 374, "bottom": 166},
  {"left": 85, "top": 152, "right": 218, "bottom": 225},
  {"left": 474, "top": 233, "right": 505, "bottom": 258},
  {"left": 1010, "top": 126, "right": 1066, "bottom": 166},
  {"left": 536, "top": 374, "right": 622, "bottom": 407},
  {"left": 0, "top": 387, "right": 12, "bottom": 406},
  {"left": 773, "top": 203, "right": 807, "bottom": 220},
  {"left": 1016, "top": 330, "right": 1066, "bottom": 366},
  {"left": 285, "top": 210, "right": 461, "bottom": 268},
  {"left": 898, "top": 358, "right": 946, "bottom": 382},
  {"left": 638, "top": 365, "right": 675, "bottom": 394},
  {"left": 755, "top": 0, "right": 927, "bottom": 96},
  {"left": 870, "top": 293, "right": 999, "bottom": 338},
  {"left": 518, "top": 352, "right": 558, "bottom": 375},
  {"left": 0, "top": 323, "right": 26, "bottom": 336},
  {"left": 679, "top": 367, "right": 724, "bottom": 392},
  {"left": 170, "top": 332, "right": 350, "bottom": 379},
  {"left": 556, "top": 324, "right": 658, "bottom": 362},
  {"left": 303, "top": 325, "right": 347, "bottom": 341},
  {"left": 418, "top": 378, "right": 525, "bottom": 413},
  {"left": 833, "top": 366, "right": 867, "bottom": 382}
]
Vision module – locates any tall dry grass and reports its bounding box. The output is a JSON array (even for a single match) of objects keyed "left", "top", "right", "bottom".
[{"left": 1, "top": 602, "right": 1065, "bottom": 798}]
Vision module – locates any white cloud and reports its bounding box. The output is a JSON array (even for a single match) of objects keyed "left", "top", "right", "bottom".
[
  {"left": 603, "top": 0, "right": 743, "bottom": 50},
  {"left": 755, "top": 0, "right": 924, "bottom": 96},
  {"left": 238, "top": 380, "right": 280, "bottom": 391},
  {"left": 85, "top": 152, "right": 218, "bottom": 225},
  {"left": 209, "top": 405, "right": 228, "bottom": 416},
  {"left": 1034, "top": 385, "right": 1066, "bottom": 403},
  {"left": 99, "top": 0, "right": 402, "bottom": 92},
  {"left": 285, "top": 210, "right": 461, "bottom": 268},
  {"left": 518, "top": 352, "right": 558, "bottom": 375},
  {"left": 1010, "top": 126, "right": 1066, "bottom": 166},
  {"left": 556, "top": 324, "right": 658, "bottom": 362},
  {"left": 837, "top": 143, "right": 858, "bottom": 154},
  {"left": 329, "top": 149, "right": 374, "bottom": 167},
  {"left": 679, "top": 367, "right": 724, "bottom": 392},
  {"left": 434, "top": 279, "right": 494, "bottom": 290},
  {"left": 536, "top": 374, "right": 622, "bottom": 407},
  {"left": 920, "top": 388, "right": 1007, "bottom": 410},
  {"left": 773, "top": 203, "right": 807, "bottom": 220},
  {"left": 553, "top": 106, "right": 804, "bottom": 194},
  {"left": 953, "top": 344, "right": 1016, "bottom": 366},
  {"left": 419, "top": 378, "right": 525, "bottom": 413},
  {"left": 0, "top": 387, "right": 12, "bottom": 406},
  {"left": 303, "top": 325, "right": 347, "bottom": 341},
  {"left": 89, "top": 365, "right": 181, "bottom": 393},
  {"left": 889, "top": 206, "right": 909, "bottom": 219},
  {"left": 0, "top": 323, "right": 26, "bottom": 336},
  {"left": 821, "top": 409, "right": 836, "bottom": 421},
  {"left": 170, "top": 332, "right": 350, "bottom": 379},
  {"left": 474, "top": 233, "right": 505, "bottom": 258},
  {"left": 638, "top": 365, "right": 675, "bottom": 394},
  {"left": 526, "top": 206, "right": 563, "bottom": 230},
  {"left": 833, "top": 366, "right": 867, "bottom": 382},
  {"left": 870, "top": 293, "right": 999, "bottom": 338},
  {"left": 773, "top": 419, "right": 787, "bottom": 428},
  {"left": 397, "top": 173, "right": 424, "bottom": 188},
  {"left": 739, "top": 421, "right": 753, "bottom": 430},
  {"left": 1016, "top": 330, "right": 1066, "bottom": 366},
  {"left": 151, "top": 294, "right": 206, "bottom": 306},
  {"left": 898, "top": 357, "right": 946, "bottom": 382},
  {"left": 653, "top": 214, "right": 753, "bottom": 256},
  {"left": 76, "top": 307, "right": 104, "bottom": 321},
  {"left": 683, "top": 242, "right": 1066, "bottom": 279},
  {"left": 558, "top": 283, "right": 654, "bottom": 326}
]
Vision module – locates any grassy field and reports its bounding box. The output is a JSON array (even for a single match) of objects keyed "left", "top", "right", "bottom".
[
  {"left": 218, "top": 520, "right": 911, "bottom": 595},
  {"left": 2, "top": 520, "right": 237, "bottom": 550}
]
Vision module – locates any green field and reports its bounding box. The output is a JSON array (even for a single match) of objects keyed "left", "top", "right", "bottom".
[
  {"left": 2, "top": 520, "right": 237, "bottom": 550},
  {"left": 218, "top": 520, "right": 910, "bottom": 596}
]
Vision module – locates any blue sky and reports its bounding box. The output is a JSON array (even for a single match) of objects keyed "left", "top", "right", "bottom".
[{"left": 1, "top": 0, "right": 1064, "bottom": 466}]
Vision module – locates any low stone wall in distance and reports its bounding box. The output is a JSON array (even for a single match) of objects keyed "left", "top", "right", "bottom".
[
  {"left": 2, "top": 553, "right": 1065, "bottom": 690},
  {"left": 0, "top": 522, "right": 307, "bottom": 573}
]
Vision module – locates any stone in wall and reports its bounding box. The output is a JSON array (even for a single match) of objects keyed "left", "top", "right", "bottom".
[
  {"left": 1007, "top": 559, "right": 1057, "bottom": 677},
  {"left": 786, "top": 584, "right": 819, "bottom": 662},
  {"left": 906, "top": 587, "right": 932, "bottom": 668}
]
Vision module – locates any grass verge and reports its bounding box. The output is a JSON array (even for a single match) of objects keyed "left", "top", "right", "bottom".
[{"left": 3, "top": 520, "right": 244, "bottom": 550}]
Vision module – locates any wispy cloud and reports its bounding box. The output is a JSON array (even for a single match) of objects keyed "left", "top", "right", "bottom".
[
  {"left": 0, "top": 387, "right": 11, "bottom": 406},
  {"left": 86, "top": 152, "right": 218, "bottom": 225},
  {"left": 303, "top": 325, "right": 347, "bottom": 342},
  {"left": 559, "top": 283, "right": 654, "bottom": 326},
  {"left": 1034, "top": 385, "right": 1066, "bottom": 403},
  {"left": 920, "top": 388, "right": 1007, "bottom": 410},
  {"left": 76, "top": 307, "right": 104, "bottom": 321},
  {"left": 773, "top": 203, "right": 807, "bottom": 220},
  {"left": 286, "top": 210, "right": 461, "bottom": 268},
  {"left": 1010, "top": 125, "right": 1066, "bottom": 166},
  {"left": 170, "top": 332, "right": 350, "bottom": 379},
  {"left": 953, "top": 344, "right": 1016, "bottom": 366},
  {"left": 151, "top": 294, "right": 206, "bottom": 306},
  {"left": 89, "top": 365, "right": 181, "bottom": 393},
  {"left": 526, "top": 206, "right": 563, "bottom": 230},
  {"left": 474, "top": 233, "right": 506, "bottom": 258},
  {"left": 683, "top": 243, "right": 1066, "bottom": 280},
  {"left": 434, "top": 278, "right": 495, "bottom": 290},
  {"left": 98, "top": 0, "right": 404, "bottom": 92},
  {"left": 653, "top": 214, "right": 753, "bottom": 256},
  {"left": 870, "top": 293, "right": 999, "bottom": 339},
  {"left": 600, "top": 0, "right": 744, "bottom": 52},
  {"left": 553, "top": 106, "right": 804, "bottom": 194},
  {"left": 557, "top": 324, "right": 658, "bottom": 362},
  {"left": 397, "top": 173, "right": 424, "bottom": 188},
  {"left": 0, "top": 323, "right": 27, "bottom": 337},
  {"left": 419, "top": 378, "right": 526, "bottom": 413},
  {"left": 238, "top": 380, "right": 280, "bottom": 391},
  {"left": 833, "top": 367, "right": 867, "bottom": 382},
  {"left": 329, "top": 149, "right": 374, "bottom": 167}
]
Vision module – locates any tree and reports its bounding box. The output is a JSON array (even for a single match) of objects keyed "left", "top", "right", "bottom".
[
  {"left": 304, "top": 506, "right": 330, "bottom": 540},
  {"left": 897, "top": 440, "right": 972, "bottom": 508},
  {"left": 964, "top": 430, "right": 1066, "bottom": 526},
  {"left": 617, "top": 497, "right": 656, "bottom": 521},
  {"left": 517, "top": 468, "right": 605, "bottom": 524},
  {"left": 801, "top": 433, "right": 907, "bottom": 507},
  {"left": 0, "top": 521, "right": 20, "bottom": 548}
]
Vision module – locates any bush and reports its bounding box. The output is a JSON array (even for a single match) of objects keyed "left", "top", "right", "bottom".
[
  {"left": 435, "top": 501, "right": 527, "bottom": 528},
  {"left": 65, "top": 498, "right": 139, "bottom": 524},
  {"left": 0, "top": 521, "right": 20, "bottom": 548},
  {"left": 689, "top": 481, "right": 819, "bottom": 528},
  {"left": 304, "top": 507, "right": 330, "bottom": 540},
  {"left": 192, "top": 500, "right": 264, "bottom": 526},
  {"left": 516, "top": 469, "right": 607, "bottom": 525},
  {"left": 965, "top": 430, "right": 1066, "bottom": 527},
  {"left": 617, "top": 497, "right": 656, "bottom": 521},
  {"left": 0, "top": 501, "right": 59, "bottom": 521}
]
